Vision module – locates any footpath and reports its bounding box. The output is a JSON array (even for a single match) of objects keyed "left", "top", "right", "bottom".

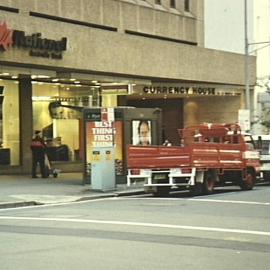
[{"left": 0, "top": 173, "right": 144, "bottom": 209}]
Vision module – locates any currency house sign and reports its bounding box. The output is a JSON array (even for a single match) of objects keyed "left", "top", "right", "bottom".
[{"left": 143, "top": 86, "right": 216, "bottom": 95}]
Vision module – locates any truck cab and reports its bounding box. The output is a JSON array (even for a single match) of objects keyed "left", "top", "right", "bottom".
[{"left": 248, "top": 135, "right": 270, "bottom": 181}]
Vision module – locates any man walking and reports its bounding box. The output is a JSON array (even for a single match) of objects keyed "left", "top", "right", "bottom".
[{"left": 30, "top": 130, "right": 47, "bottom": 178}]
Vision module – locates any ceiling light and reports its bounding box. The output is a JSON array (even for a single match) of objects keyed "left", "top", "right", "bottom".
[{"left": 37, "top": 75, "right": 50, "bottom": 78}]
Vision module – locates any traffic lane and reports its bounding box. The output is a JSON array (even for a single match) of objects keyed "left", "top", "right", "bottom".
[
  {"left": 167, "top": 183, "right": 270, "bottom": 202},
  {"left": 0, "top": 186, "right": 270, "bottom": 241},
  {"left": 0, "top": 222, "right": 269, "bottom": 270},
  {"left": 0, "top": 194, "right": 270, "bottom": 269},
  {"left": 1, "top": 187, "right": 270, "bottom": 232}
]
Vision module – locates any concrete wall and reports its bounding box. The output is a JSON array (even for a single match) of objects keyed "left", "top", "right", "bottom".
[
  {"left": 0, "top": 0, "right": 256, "bottom": 86},
  {"left": 184, "top": 96, "right": 242, "bottom": 126}
]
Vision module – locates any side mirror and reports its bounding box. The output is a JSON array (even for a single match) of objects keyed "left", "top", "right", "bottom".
[{"left": 257, "top": 136, "right": 262, "bottom": 149}]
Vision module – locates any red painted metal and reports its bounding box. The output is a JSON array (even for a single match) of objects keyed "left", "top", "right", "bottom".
[{"left": 127, "top": 123, "right": 260, "bottom": 173}]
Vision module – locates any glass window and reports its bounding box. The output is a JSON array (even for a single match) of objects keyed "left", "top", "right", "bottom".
[
  {"left": 0, "top": 80, "right": 20, "bottom": 165},
  {"left": 184, "top": 0, "right": 190, "bottom": 11},
  {"left": 32, "top": 83, "right": 100, "bottom": 162},
  {"left": 170, "top": 0, "right": 176, "bottom": 8}
]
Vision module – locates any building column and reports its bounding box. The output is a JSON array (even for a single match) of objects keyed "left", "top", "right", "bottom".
[
  {"left": 184, "top": 100, "right": 199, "bottom": 127},
  {"left": 18, "top": 75, "right": 33, "bottom": 174}
]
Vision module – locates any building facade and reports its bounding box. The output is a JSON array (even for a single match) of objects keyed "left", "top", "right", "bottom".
[{"left": 0, "top": 0, "right": 256, "bottom": 175}]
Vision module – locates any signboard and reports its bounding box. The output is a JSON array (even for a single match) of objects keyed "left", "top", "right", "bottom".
[
  {"left": 134, "top": 85, "right": 242, "bottom": 97},
  {"left": 86, "top": 121, "right": 123, "bottom": 175},
  {"left": 101, "top": 85, "right": 130, "bottom": 95},
  {"left": 101, "top": 108, "right": 114, "bottom": 123},
  {"left": 0, "top": 21, "right": 67, "bottom": 59},
  {"left": 238, "top": 109, "right": 250, "bottom": 131}
]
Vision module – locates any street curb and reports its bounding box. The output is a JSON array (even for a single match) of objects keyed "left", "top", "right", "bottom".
[
  {"left": 115, "top": 189, "right": 145, "bottom": 197},
  {"left": 0, "top": 201, "right": 40, "bottom": 209},
  {"left": 0, "top": 190, "right": 145, "bottom": 209},
  {"left": 76, "top": 189, "right": 145, "bottom": 202}
]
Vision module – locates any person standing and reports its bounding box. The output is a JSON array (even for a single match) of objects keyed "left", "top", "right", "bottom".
[{"left": 30, "top": 130, "right": 47, "bottom": 178}]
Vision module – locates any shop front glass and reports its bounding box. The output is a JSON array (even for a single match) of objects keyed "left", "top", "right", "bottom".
[
  {"left": 32, "top": 83, "right": 100, "bottom": 162},
  {"left": 0, "top": 79, "right": 20, "bottom": 165}
]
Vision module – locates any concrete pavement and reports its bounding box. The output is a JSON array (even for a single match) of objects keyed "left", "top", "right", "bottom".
[{"left": 0, "top": 173, "right": 145, "bottom": 209}]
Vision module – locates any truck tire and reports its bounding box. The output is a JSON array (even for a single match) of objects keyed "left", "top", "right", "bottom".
[
  {"left": 239, "top": 169, "right": 256, "bottom": 190},
  {"left": 203, "top": 170, "right": 216, "bottom": 195},
  {"left": 153, "top": 186, "right": 170, "bottom": 197}
]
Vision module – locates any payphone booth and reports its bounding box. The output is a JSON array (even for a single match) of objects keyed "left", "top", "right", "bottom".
[{"left": 83, "top": 107, "right": 162, "bottom": 189}]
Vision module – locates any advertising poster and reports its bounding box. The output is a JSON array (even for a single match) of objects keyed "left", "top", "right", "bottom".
[
  {"left": 86, "top": 121, "right": 123, "bottom": 175},
  {"left": 132, "top": 120, "right": 152, "bottom": 146}
]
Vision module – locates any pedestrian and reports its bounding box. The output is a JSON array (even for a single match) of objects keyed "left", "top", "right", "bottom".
[{"left": 30, "top": 130, "right": 47, "bottom": 178}]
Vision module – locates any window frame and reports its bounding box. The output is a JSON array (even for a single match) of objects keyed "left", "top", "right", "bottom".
[
  {"left": 170, "top": 0, "right": 176, "bottom": 8},
  {"left": 184, "top": 0, "right": 190, "bottom": 12}
]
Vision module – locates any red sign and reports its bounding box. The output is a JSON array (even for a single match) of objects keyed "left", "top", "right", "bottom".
[{"left": 0, "top": 21, "right": 13, "bottom": 51}]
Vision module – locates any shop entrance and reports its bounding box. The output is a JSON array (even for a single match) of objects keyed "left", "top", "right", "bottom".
[{"left": 127, "top": 98, "right": 183, "bottom": 145}]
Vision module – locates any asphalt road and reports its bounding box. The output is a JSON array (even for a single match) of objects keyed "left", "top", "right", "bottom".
[{"left": 0, "top": 184, "right": 270, "bottom": 270}]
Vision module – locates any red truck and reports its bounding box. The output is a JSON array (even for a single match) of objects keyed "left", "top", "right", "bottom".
[{"left": 127, "top": 123, "right": 261, "bottom": 196}]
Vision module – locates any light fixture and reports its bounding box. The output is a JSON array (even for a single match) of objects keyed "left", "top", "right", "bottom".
[{"left": 37, "top": 75, "right": 51, "bottom": 78}]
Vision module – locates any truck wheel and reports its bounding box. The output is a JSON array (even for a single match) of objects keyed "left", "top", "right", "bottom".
[
  {"left": 239, "top": 169, "right": 256, "bottom": 190},
  {"left": 203, "top": 170, "right": 216, "bottom": 195},
  {"left": 153, "top": 186, "right": 170, "bottom": 197},
  {"left": 190, "top": 183, "right": 203, "bottom": 196}
]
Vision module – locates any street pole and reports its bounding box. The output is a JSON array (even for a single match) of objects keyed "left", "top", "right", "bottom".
[{"left": 244, "top": 0, "right": 250, "bottom": 113}]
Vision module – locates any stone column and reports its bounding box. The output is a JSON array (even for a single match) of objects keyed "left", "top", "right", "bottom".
[
  {"left": 18, "top": 75, "right": 33, "bottom": 174},
  {"left": 184, "top": 100, "right": 199, "bottom": 127}
]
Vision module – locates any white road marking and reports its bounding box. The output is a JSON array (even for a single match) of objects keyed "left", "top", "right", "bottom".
[
  {"left": 188, "top": 198, "right": 270, "bottom": 205},
  {"left": 124, "top": 196, "right": 270, "bottom": 206},
  {"left": 0, "top": 216, "right": 269, "bottom": 236},
  {"left": 0, "top": 197, "right": 116, "bottom": 212},
  {"left": 0, "top": 195, "right": 270, "bottom": 213}
]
